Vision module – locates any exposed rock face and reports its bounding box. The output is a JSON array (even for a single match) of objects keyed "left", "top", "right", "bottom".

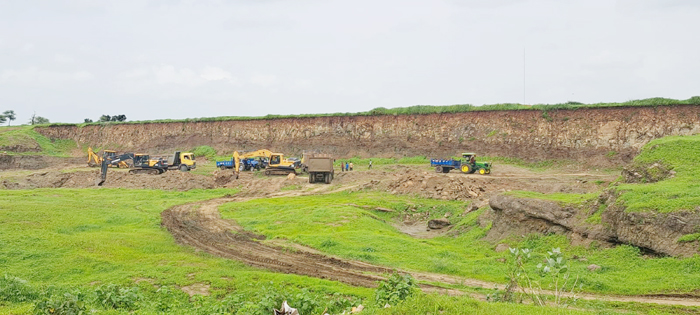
[
  {"left": 601, "top": 191, "right": 700, "bottom": 258},
  {"left": 35, "top": 105, "right": 700, "bottom": 165},
  {"left": 487, "top": 193, "right": 700, "bottom": 257},
  {"left": 621, "top": 161, "right": 674, "bottom": 183},
  {"left": 487, "top": 194, "right": 579, "bottom": 239},
  {"left": 428, "top": 218, "right": 451, "bottom": 229}
]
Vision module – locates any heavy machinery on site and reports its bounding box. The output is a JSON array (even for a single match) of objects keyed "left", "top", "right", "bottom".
[
  {"left": 304, "top": 153, "right": 334, "bottom": 184},
  {"left": 87, "top": 147, "right": 132, "bottom": 168},
  {"left": 431, "top": 153, "right": 492, "bottom": 175},
  {"left": 128, "top": 154, "right": 168, "bottom": 175},
  {"left": 218, "top": 149, "right": 297, "bottom": 178},
  {"left": 163, "top": 151, "right": 196, "bottom": 172}
]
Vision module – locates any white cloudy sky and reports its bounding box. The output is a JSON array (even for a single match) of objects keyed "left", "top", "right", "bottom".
[{"left": 1, "top": 0, "right": 699, "bottom": 123}]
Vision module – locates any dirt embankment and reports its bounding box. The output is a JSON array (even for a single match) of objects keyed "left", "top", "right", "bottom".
[
  {"left": 0, "top": 154, "right": 83, "bottom": 170},
  {"left": 36, "top": 105, "right": 700, "bottom": 166},
  {"left": 487, "top": 193, "right": 700, "bottom": 257}
]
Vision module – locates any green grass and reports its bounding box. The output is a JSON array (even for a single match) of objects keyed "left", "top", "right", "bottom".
[
  {"left": 219, "top": 191, "right": 700, "bottom": 296},
  {"left": 0, "top": 188, "right": 379, "bottom": 314},
  {"left": 0, "top": 126, "right": 76, "bottom": 156},
  {"left": 0, "top": 188, "right": 641, "bottom": 315},
  {"left": 43, "top": 97, "right": 700, "bottom": 126},
  {"left": 1, "top": 189, "right": 699, "bottom": 314},
  {"left": 678, "top": 233, "right": 700, "bottom": 243},
  {"left": 191, "top": 145, "right": 217, "bottom": 160},
  {"left": 615, "top": 135, "right": 700, "bottom": 212}
]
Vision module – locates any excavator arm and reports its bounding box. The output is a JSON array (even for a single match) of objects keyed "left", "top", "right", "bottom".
[
  {"left": 231, "top": 149, "right": 275, "bottom": 179},
  {"left": 87, "top": 147, "right": 102, "bottom": 167}
]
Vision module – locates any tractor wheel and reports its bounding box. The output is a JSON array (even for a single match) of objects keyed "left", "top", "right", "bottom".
[
  {"left": 461, "top": 165, "right": 470, "bottom": 173},
  {"left": 179, "top": 164, "right": 189, "bottom": 172},
  {"left": 479, "top": 168, "right": 486, "bottom": 175},
  {"left": 220, "top": 165, "right": 226, "bottom": 170},
  {"left": 435, "top": 166, "right": 443, "bottom": 173},
  {"left": 485, "top": 169, "right": 491, "bottom": 174}
]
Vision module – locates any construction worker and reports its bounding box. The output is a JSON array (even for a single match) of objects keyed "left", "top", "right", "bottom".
[
  {"left": 368, "top": 159, "right": 372, "bottom": 169},
  {"left": 349, "top": 162, "right": 354, "bottom": 171}
]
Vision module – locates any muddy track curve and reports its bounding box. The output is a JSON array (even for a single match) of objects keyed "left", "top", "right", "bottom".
[
  {"left": 161, "top": 196, "right": 700, "bottom": 307},
  {"left": 161, "top": 198, "right": 394, "bottom": 287}
]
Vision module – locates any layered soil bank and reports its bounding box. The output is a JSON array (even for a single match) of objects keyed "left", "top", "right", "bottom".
[
  {"left": 487, "top": 193, "right": 700, "bottom": 257},
  {"left": 36, "top": 105, "right": 700, "bottom": 166}
]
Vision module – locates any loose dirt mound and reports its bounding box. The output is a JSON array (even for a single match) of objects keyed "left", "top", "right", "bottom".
[
  {"left": 2, "top": 170, "right": 220, "bottom": 190},
  {"left": 386, "top": 171, "right": 486, "bottom": 200}
]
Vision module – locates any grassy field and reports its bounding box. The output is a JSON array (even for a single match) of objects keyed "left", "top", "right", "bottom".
[
  {"left": 614, "top": 134, "right": 700, "bottom": 213},
  {"left": 2, "top": 188, "right": 662, "bottom": 315},
  {"left": 219, "top": 191, "right": 700, "bottom": 296}
]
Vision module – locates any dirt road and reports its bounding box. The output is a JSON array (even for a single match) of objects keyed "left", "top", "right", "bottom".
[{"left": 161, "top": 195, "right": 700, "bottom": 308}]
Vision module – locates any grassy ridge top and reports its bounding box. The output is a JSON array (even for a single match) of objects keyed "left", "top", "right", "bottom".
[
  {"left": 616, "top": 134, "right": 700, "bottom": 212},
  {"left": 44, "top": 96, "right": 700, "bottom": 127},
  {"left": 0, "top": 125, "right": 76, "bottom": 156}
]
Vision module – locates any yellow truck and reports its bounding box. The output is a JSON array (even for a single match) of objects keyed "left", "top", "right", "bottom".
[{"left": 164, "top": 151, "right": 196, "bottom": 172}]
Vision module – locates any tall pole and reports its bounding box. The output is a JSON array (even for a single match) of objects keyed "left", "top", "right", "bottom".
[{"left": 523, "top": 47, "right": 526, "bottom": 105}]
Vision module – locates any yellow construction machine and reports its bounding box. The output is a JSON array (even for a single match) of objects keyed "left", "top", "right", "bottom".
[
  {"left": 128, "top": 154, "right": 168, "bottom": 175},
  {"left": 87, "top": 147, "right": 131, "bottom": 168},
  {"left": 220, "top": 149, "right": 296, "bottom": 178}
]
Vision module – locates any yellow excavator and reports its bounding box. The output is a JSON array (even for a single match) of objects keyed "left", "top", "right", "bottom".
[
  {"left": 226, "top": 149, "right": 296, "bottom": 179},
  {"left": 87, "top": 147, "right": 131, "bottom": 168}
]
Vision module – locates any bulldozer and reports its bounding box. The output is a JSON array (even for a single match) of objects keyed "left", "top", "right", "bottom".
[
  {"left": 128, "top": 154, "right": 168, "bottom": 175},
  {"left": 87, "top": 147, "right": 132, "bottom": 168},
  {"left": 225, "top": 149, "right": 296, "bottom": 179}
]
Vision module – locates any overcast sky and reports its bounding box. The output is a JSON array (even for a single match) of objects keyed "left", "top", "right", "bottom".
[{"left": 1, "top": 0, "right": 699, "bottom": 124}]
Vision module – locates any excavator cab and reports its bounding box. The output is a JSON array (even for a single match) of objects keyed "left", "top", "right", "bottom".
[{"left": 129, "top": 154, "right": 167, "bottom": 175}]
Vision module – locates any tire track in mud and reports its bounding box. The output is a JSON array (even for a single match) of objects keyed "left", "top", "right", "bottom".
[
  {"left": 162, "top": 198, "right": 393, "bottom": 287},
  {"left": 161, "top": 195, "right": 700, "bottom": 307}
]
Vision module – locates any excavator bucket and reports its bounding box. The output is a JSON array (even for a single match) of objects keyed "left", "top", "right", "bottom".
[{"left": 95, "top": 157, "right": 108, "bottom": 186}]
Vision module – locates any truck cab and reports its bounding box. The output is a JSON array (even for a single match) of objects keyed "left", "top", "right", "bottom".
[{"left": 167, "top": 151, "right": 196, "bottom": 171}]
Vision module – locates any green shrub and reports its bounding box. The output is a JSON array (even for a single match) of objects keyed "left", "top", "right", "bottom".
[
  {"left": 94, "top": 284, "right": 142, "bottom": 310},
  {"left": 33, "top": 291, "right": 86, "bottom": 315},
  {"left": 192, "top": 145, "right": 217, "bottom": 159},
  {"left": 374, "top": 273, "right": 418, "bottom": 307}
]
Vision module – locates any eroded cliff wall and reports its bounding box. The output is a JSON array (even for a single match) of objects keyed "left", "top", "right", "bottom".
[{"left": 37, "top": 105, "right": 700, "bottom": 165}]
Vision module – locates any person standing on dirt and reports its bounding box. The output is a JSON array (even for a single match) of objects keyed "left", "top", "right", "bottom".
[
  {"left": 349, "top": 162, "right": 354, "bottom": 171},
  {"left": 368, "top": 159, "right": 372, "bottom": 169},
  {"left": 345, "top": 162, "right": 349, "bottom": 172}
]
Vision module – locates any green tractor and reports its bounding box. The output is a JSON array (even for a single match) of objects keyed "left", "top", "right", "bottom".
[
  {"left": 430, "top": 153, "right": 492, "bottom": 175},
  {"left": 460, "top": 153, "right": 491, "bottom": 175}
]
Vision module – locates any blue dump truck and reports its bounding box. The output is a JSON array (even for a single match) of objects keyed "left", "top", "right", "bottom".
[
  {"left": 430, "top": 153, "right": 492, "bottom": 175},
  {"left": 216, "top": 157, "right": 266, "bottom": 171}
]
